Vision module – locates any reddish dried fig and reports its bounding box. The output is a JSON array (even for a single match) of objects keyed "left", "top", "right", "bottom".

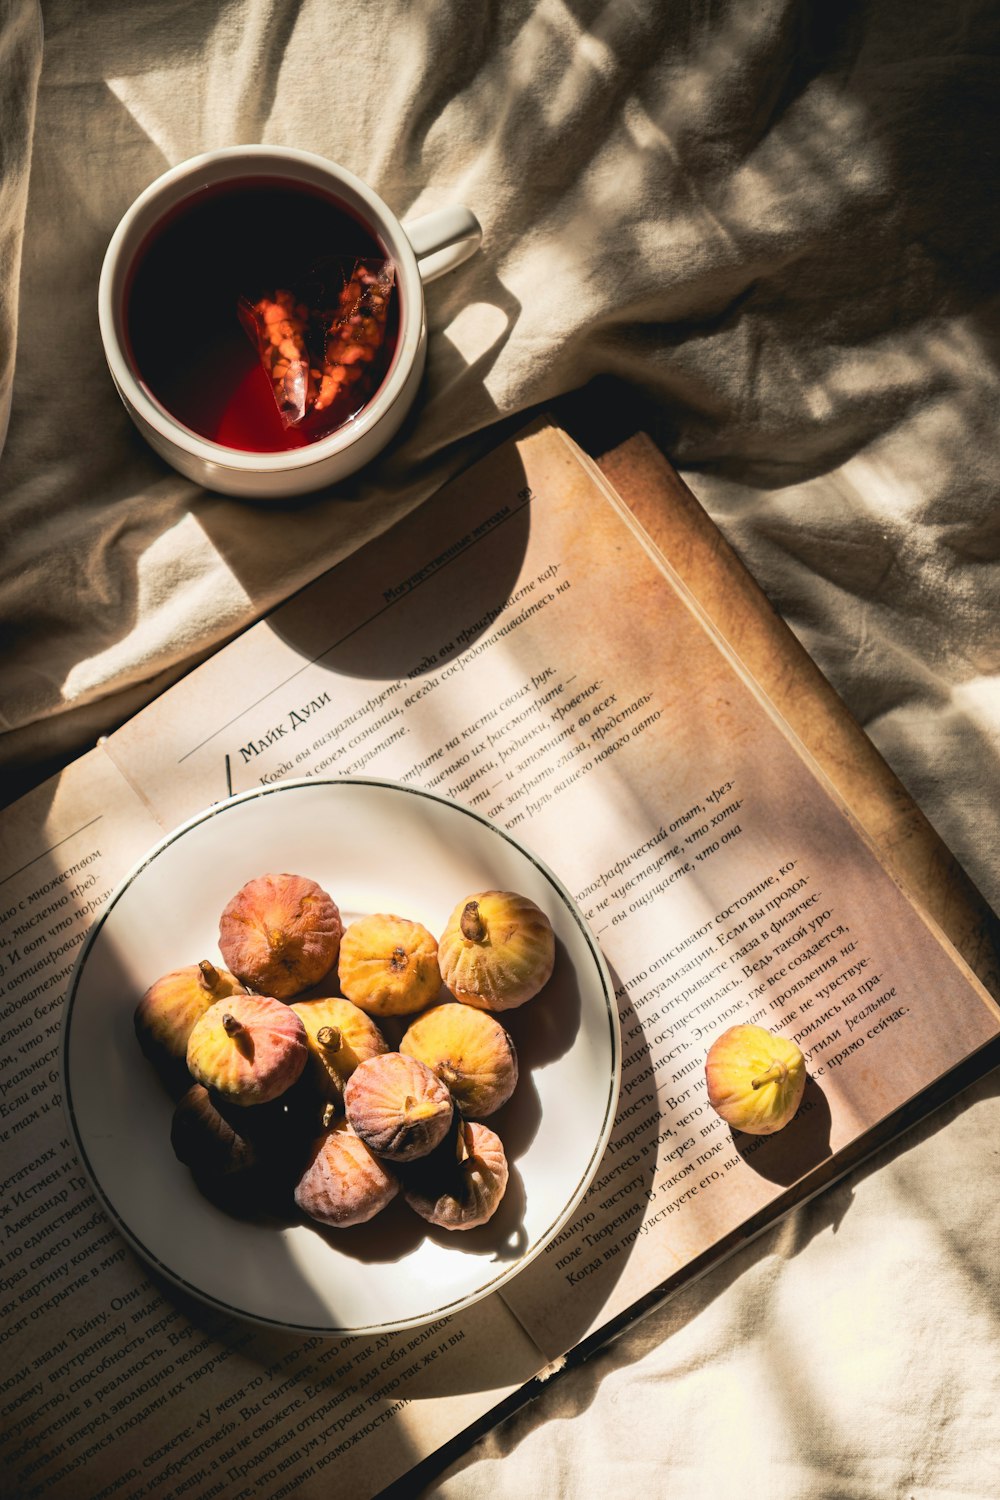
[
  {"left": 290, "top": 995, "right": 389, "bottom": 1108},
  {"left": 135, "top": 960, "right": 243, "bottom": 1074},
  {"left": 186, "top": 994, "right": 308, "bottom": 1106},
  {"left": 171, "top": 1083, "right": 261, "bottom": 1178},
  {"left": 218, "top": 872, "right": 343, "bottom": 999},
  {"left": 294, "top": 1119, "right": 399, "bottom": 1227},
  {"left": 338, "top": 913, "right": 442, "bottom": 1017},
  {"left": 344, "top": 1052, "right": 453, "bottom": 1162},
  {"left": 402, "top": 1118, "right": 509, "bottom": 1230},
  {"left": 170, "top": 1083, "right": 311, "bottom": 1215},
  {"left": 437, "top": 890, "right": 554, "bottom": 1010},
  {"left": 400, "top": 1003, "right": 518, "bottom": 1118}
]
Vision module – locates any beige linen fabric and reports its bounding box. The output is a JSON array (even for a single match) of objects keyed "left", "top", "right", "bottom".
[{"left": 1, "top": 2, "right": 999, "bottom": 1496}]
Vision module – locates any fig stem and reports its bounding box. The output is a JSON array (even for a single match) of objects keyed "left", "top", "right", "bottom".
[
  {"left": 751, "top": 1060, "right": 788, "bottom": 1090},
  {"left": 222, "top": 1012, "right": 254, "bottom": 1059},
  {"left": 198, "top": 959, "right": 221, "bottom": 990},
  {"left": 460, "top": 901, "right": 487, "bottom": 943},
  {"left": 316, "top": 1026, "right": 342, "bottom": 1052},
  {"left": 407, "top": 1100, "right": 449, "bottom": 1122}
]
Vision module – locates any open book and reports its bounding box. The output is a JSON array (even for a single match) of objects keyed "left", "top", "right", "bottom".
[{"left": 2, "top": 422, "right": 998, "bottom": 1500}]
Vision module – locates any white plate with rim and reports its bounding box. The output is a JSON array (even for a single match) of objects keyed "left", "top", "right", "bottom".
[{"left": 62, "top": 777, "right": 620, "bottom": 1334}]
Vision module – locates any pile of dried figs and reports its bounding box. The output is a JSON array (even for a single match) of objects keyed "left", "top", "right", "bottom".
[{"left": 134, "top": 874, "right": 555, "bottom": 1235}]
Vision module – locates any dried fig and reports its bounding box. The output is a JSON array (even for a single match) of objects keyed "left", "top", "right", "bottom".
[
  {"left": 400, "top": 1003, "right": 518, "bottom": 1118},
  {"left": 170, "top": 1083, "right": 310, "bottom": 1215},
  {"left": 170, "top": 1083, "right": 261, "bottom": 1178},
  {"left": 135, "top": 960, "right": 244, "bottom": 1075},
  {"left": 402, "top": 1118, "right": 509, "bottom": 1230},
  {"left": 338, "top": 913, "right": 442, "bottom": 1017},
  {"left": 290, "top": 994, "right": 389, "bottom": 1108},
  {"left": 438, "top": 890, "right": 555, "bottom": 1010},
  {"left": 704, "top": 1023, "right": 806, "bottom": 1135},
  {"left": 218, "top": 872, "right": 343, "bottom": 999},
  {"left": 344, "top": 1051, "right": 453, "bottom": 1162},
  {"left": 186, "top": 993, "right": 308, "bottom": 1106},
  {"left": 294, "top": 1119, "right": 399, "bottom": 1228}
]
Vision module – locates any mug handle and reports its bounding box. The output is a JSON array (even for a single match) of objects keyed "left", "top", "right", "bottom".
[{"left": 403, "top": 205, "right": 482, "bottom": 284}]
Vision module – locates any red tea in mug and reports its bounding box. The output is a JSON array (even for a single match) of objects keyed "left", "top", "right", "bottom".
[{"left": 124, "top": 179, "right": 400, "bottom": 453}]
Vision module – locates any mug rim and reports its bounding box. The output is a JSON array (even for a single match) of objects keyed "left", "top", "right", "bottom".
[{"left": 98, "top": 145, "right": 424, "bottom": 475}]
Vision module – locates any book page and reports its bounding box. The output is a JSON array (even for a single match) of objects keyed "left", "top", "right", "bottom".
[
  {"left": 593, "top": 434, "right": 1000, "bottom": 1001},
  {"left": 3, "top": 423, "right": 997, "bottom": 1498}
]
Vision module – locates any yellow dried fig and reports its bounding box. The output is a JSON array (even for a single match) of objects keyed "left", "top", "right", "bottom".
[
  {"left": 400, "top": 1003, "right": 518, "bottom": 1118},
  {"left": 344, "top": 1051, "right": 454, "bottom": 1162},
  {"left": 290, "top": 995, "right": 389, "bottom": 1108},
  {"left": 402, "top": 1118, "right": 509, "bottom": 1230},
  {"left": 294, "top": 1119, "right": 399, "bottom": 1228},
  {"left": 704, "top": 1023, "right": 806, "bottom": 1135},
  {"left": 135, "top": 960, "right": 244, "bottom": 1072},
  {"left": 438, "top": 890, "right": 555, "bottom": 1010},
  {"left": 337, "top": 913, "right": 442, "bottom": 1017},
  {"left": 186, "top": 993, "right": 309, "bottom": 1106},
  {"left": 218, "top": 872, "right": 343, "bottom": 999}
]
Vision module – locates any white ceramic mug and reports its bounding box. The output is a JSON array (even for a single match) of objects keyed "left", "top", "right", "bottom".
[{"left": 98, "top": 146, "right": 481, "bottom": 499}]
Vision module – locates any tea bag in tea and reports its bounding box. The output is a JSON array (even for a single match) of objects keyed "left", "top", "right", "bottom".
[
  {"left": 314, "top": 259, "right": 396, "bottom": 414},
  {"left": 238, "top": 289, "right": 314, "bottom": 427}
]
